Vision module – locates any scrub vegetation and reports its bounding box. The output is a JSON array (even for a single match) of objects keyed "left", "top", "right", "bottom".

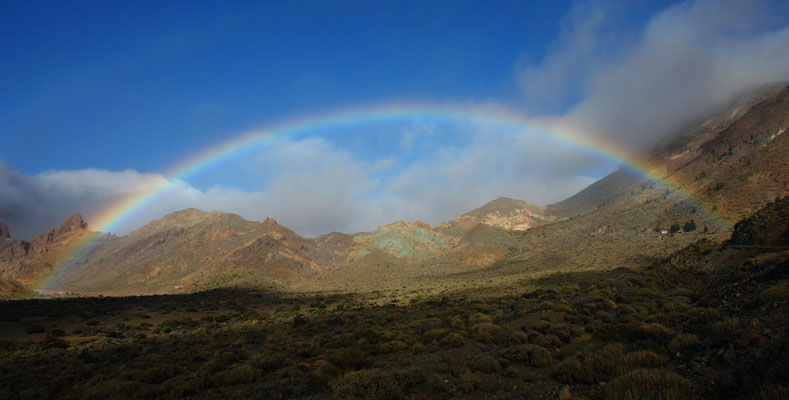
[{"left": 1, "top": 215, "right": 787, "bottom": 399}]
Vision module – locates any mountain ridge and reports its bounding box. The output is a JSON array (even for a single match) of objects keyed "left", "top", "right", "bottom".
[{"left": 1, "top": 84, "right": 788, "bottom": 298}]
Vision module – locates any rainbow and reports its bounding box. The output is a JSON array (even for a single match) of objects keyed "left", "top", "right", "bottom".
[{"left": 33, "top": 102, "right": 723, "bottom": 292}]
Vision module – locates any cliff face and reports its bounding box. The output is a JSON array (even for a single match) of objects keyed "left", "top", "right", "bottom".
[{"left": 0, "top": 214, "right": 95, "bottom": 291}]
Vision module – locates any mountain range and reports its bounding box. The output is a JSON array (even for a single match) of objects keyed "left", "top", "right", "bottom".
[{"left": 1, "top": 84, "right": 787, "bottom": 298}]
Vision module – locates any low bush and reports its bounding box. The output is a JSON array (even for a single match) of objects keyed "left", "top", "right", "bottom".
[
  {"left": 669, "top": 333, "right": 699, "bottom": 354},
  {"left": 469, "top": 355, "right": 501, "bottom": 373},
  {"left": 331, "top": 369, "right": 402, "bottom": 400},
  {"left": 761, "top": 284, "right": 789, "bottom": 303},
  {"left": 604, "top": 368, "right": 691, "bottom": 400},
  {"left": 327, "top": 346, "right": 370, "bottom": 371},
  {"left": 504, "top": 344, "right": 553, "bottom": 367},
  {"left": 623, "top": 350, "right": 668, "bottom": 369},
  {"left": 713, "top": 319, "right": 739, "bottom": 337}
]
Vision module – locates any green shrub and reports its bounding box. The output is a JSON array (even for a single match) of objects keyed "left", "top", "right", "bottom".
[
  {"left": 669, "top": 333, "right": 699, "bottom": 354},
  {"left": 693, "top": 307, "right": 721, "bottom": 322},
  {"left": 537, "top": 301, "right": 554, "bottom": 310},
  {"left": 604, "top": 369, "right": 691, "bottom": 400},
  {"left": 473, "top": 322, "right": 501, "bottom": 335},
  {"left": 422, "top": 328, "right": 446, "bottom": 342},
  {"left": 504, "top": 344, "right": 553, "bottom": 367},
  {"left": 713, "top": 319, "right": 739, "bottom": 337},
  {"left": 637, "top": 323, "right": 675, "bottom": 341},
  {"left": 761, "top": 284, "right": 789, "bottom": 303},
  {"left": 331, "top": 369, "right": 402, "bottom": 400},
  {"left": 214, "top": 363, "right": 258, "bottom": 385},
  {"left": 553, "top": 303, "right": 576, "bottom": 314},
  {"left": 328, "top": 346, "right": 369, "bottom": 371},
  {"left": 469, "top": 355, "right": 501, "bottom": 373},
  {"left": 444, "top": 332, "right": 464, "bottom": 347},
  {"left": 623, "top": 350, "right": 668, "bottom": 369},
  {"left": 556, "top": 343, "right": 626, "bottom": 384}
]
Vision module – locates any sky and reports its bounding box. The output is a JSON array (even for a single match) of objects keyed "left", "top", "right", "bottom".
[{"left": 2, "top": 0, "right": 789, "bottom": 239}]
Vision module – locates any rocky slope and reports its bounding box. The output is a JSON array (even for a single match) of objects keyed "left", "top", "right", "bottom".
[
  {"left": 0, "top": 214, "right": 97, "bottom": 292},
  {"left": 436, "top": 197, "right": 555, "bottom": 236},
  {"left": 48, "top": 209, "right": 352, "bottom": 295},
  {"left": 349, "top": 221, "right": 455, "bottom": 262}
]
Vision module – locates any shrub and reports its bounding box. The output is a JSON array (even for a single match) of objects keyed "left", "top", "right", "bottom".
[
  {"left": 327, "top": 346, "right": 369, "bottom": 371},
  {"left": 469, "top": 355, "right": 501, "bottom": 373},
  {"left": 637, "top": 323, "right": 675, "bottom": 340},
  {"left": 713, "top": 319, "right": 739, "bottom": 337},
  {"left": 537, "top": 301, "right": 554, "bottom": 310},
  {"left": 623, "top": 350, "right": 668, "bottom": 369},
  {"left": 669, "top": 333, "right": 699, "bottom": 354},
  {"left": 214, "top": 363, "right": 258, "bottom": 385},
  {"left": 379, "top": 340, "right": 408, "bottom": 353},
  {"left": 556, "top": 343, "right": 626, "bottom": 384},
  {"left": 553, "top": 303, "right": 575, "bottom": 314},
  {"left": 761, "top": 284, "right": 789, "bottom": 303},
  {"left": 444, "top": 332, "right": 464, "bottom": 347},
  {"left": 331, "top": 369, "right": 402, "bottom": 400},
  {"left": 422, "top": 329, "right": 446, "bottom": 342},
  {"left": 532, "top": 320, "right": 551, "bottom": 334},
  {"left": 604, "top": 369, "right": 691, "bottom": 400},
  {"left": 504, "top": 344, "right": 553, "bottom": 367},
  {"left": 473, "top": 322, "right": 501, "bottom": 335}
]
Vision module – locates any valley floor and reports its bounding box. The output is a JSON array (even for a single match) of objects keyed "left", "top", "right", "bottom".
[{"left": 1, "top": 234, "right": 787, "bottom": 399}]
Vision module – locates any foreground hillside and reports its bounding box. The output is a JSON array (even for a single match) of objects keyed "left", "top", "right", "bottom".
[{"left": 1, "top": 197, "right": 786, "bottom": 399}]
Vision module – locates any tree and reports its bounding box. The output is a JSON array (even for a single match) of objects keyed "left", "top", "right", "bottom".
[
  {"left": 683, "top": 220, "right": 697, "bottom": 232},
  {"left": 670, "top": 223, "right": 681, "bottom": 233}
]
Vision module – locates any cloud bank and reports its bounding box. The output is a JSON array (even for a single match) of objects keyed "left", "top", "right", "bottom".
[
  {"left": 519, "top": 0, "right": 789, "bottom": 150},
  {"left": 0, "top": 133, "right": 597, "bottom": 239}
]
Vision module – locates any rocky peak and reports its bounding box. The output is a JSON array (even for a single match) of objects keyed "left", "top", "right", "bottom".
[
  {"left": 413, "top": 221, "right": 431, "bottom": 230},
  {"left": 0, "top": 221, "right": 10, "bottom": 238},
  {"left": 262, "top": 217, "right": 278, "bottom": 226},
  {"left": 59, "top": 214, "right": 88, "bottom": 233}
]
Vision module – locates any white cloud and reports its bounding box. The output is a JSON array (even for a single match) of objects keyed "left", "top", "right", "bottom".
[
  {"left": 519, "top": 0, "right": 789, "bottom": 150},
  {"left": 0, "top": 131, "right": 599, "bottom": 239}
]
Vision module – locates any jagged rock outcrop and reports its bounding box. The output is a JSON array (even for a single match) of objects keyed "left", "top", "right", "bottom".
[
  {"left": 0, "top": 221, "right": 10, "bottom": 238},
  {"left": 0, "top": 214, "right": 96, "bottom": 291}
]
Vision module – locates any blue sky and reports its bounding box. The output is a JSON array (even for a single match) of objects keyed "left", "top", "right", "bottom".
[
  {"left": 2, "top": 0, "right": 788, "bottom": 238},
  {"left": 1, "top": 1, "right": 577, "bottom": 175}
]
